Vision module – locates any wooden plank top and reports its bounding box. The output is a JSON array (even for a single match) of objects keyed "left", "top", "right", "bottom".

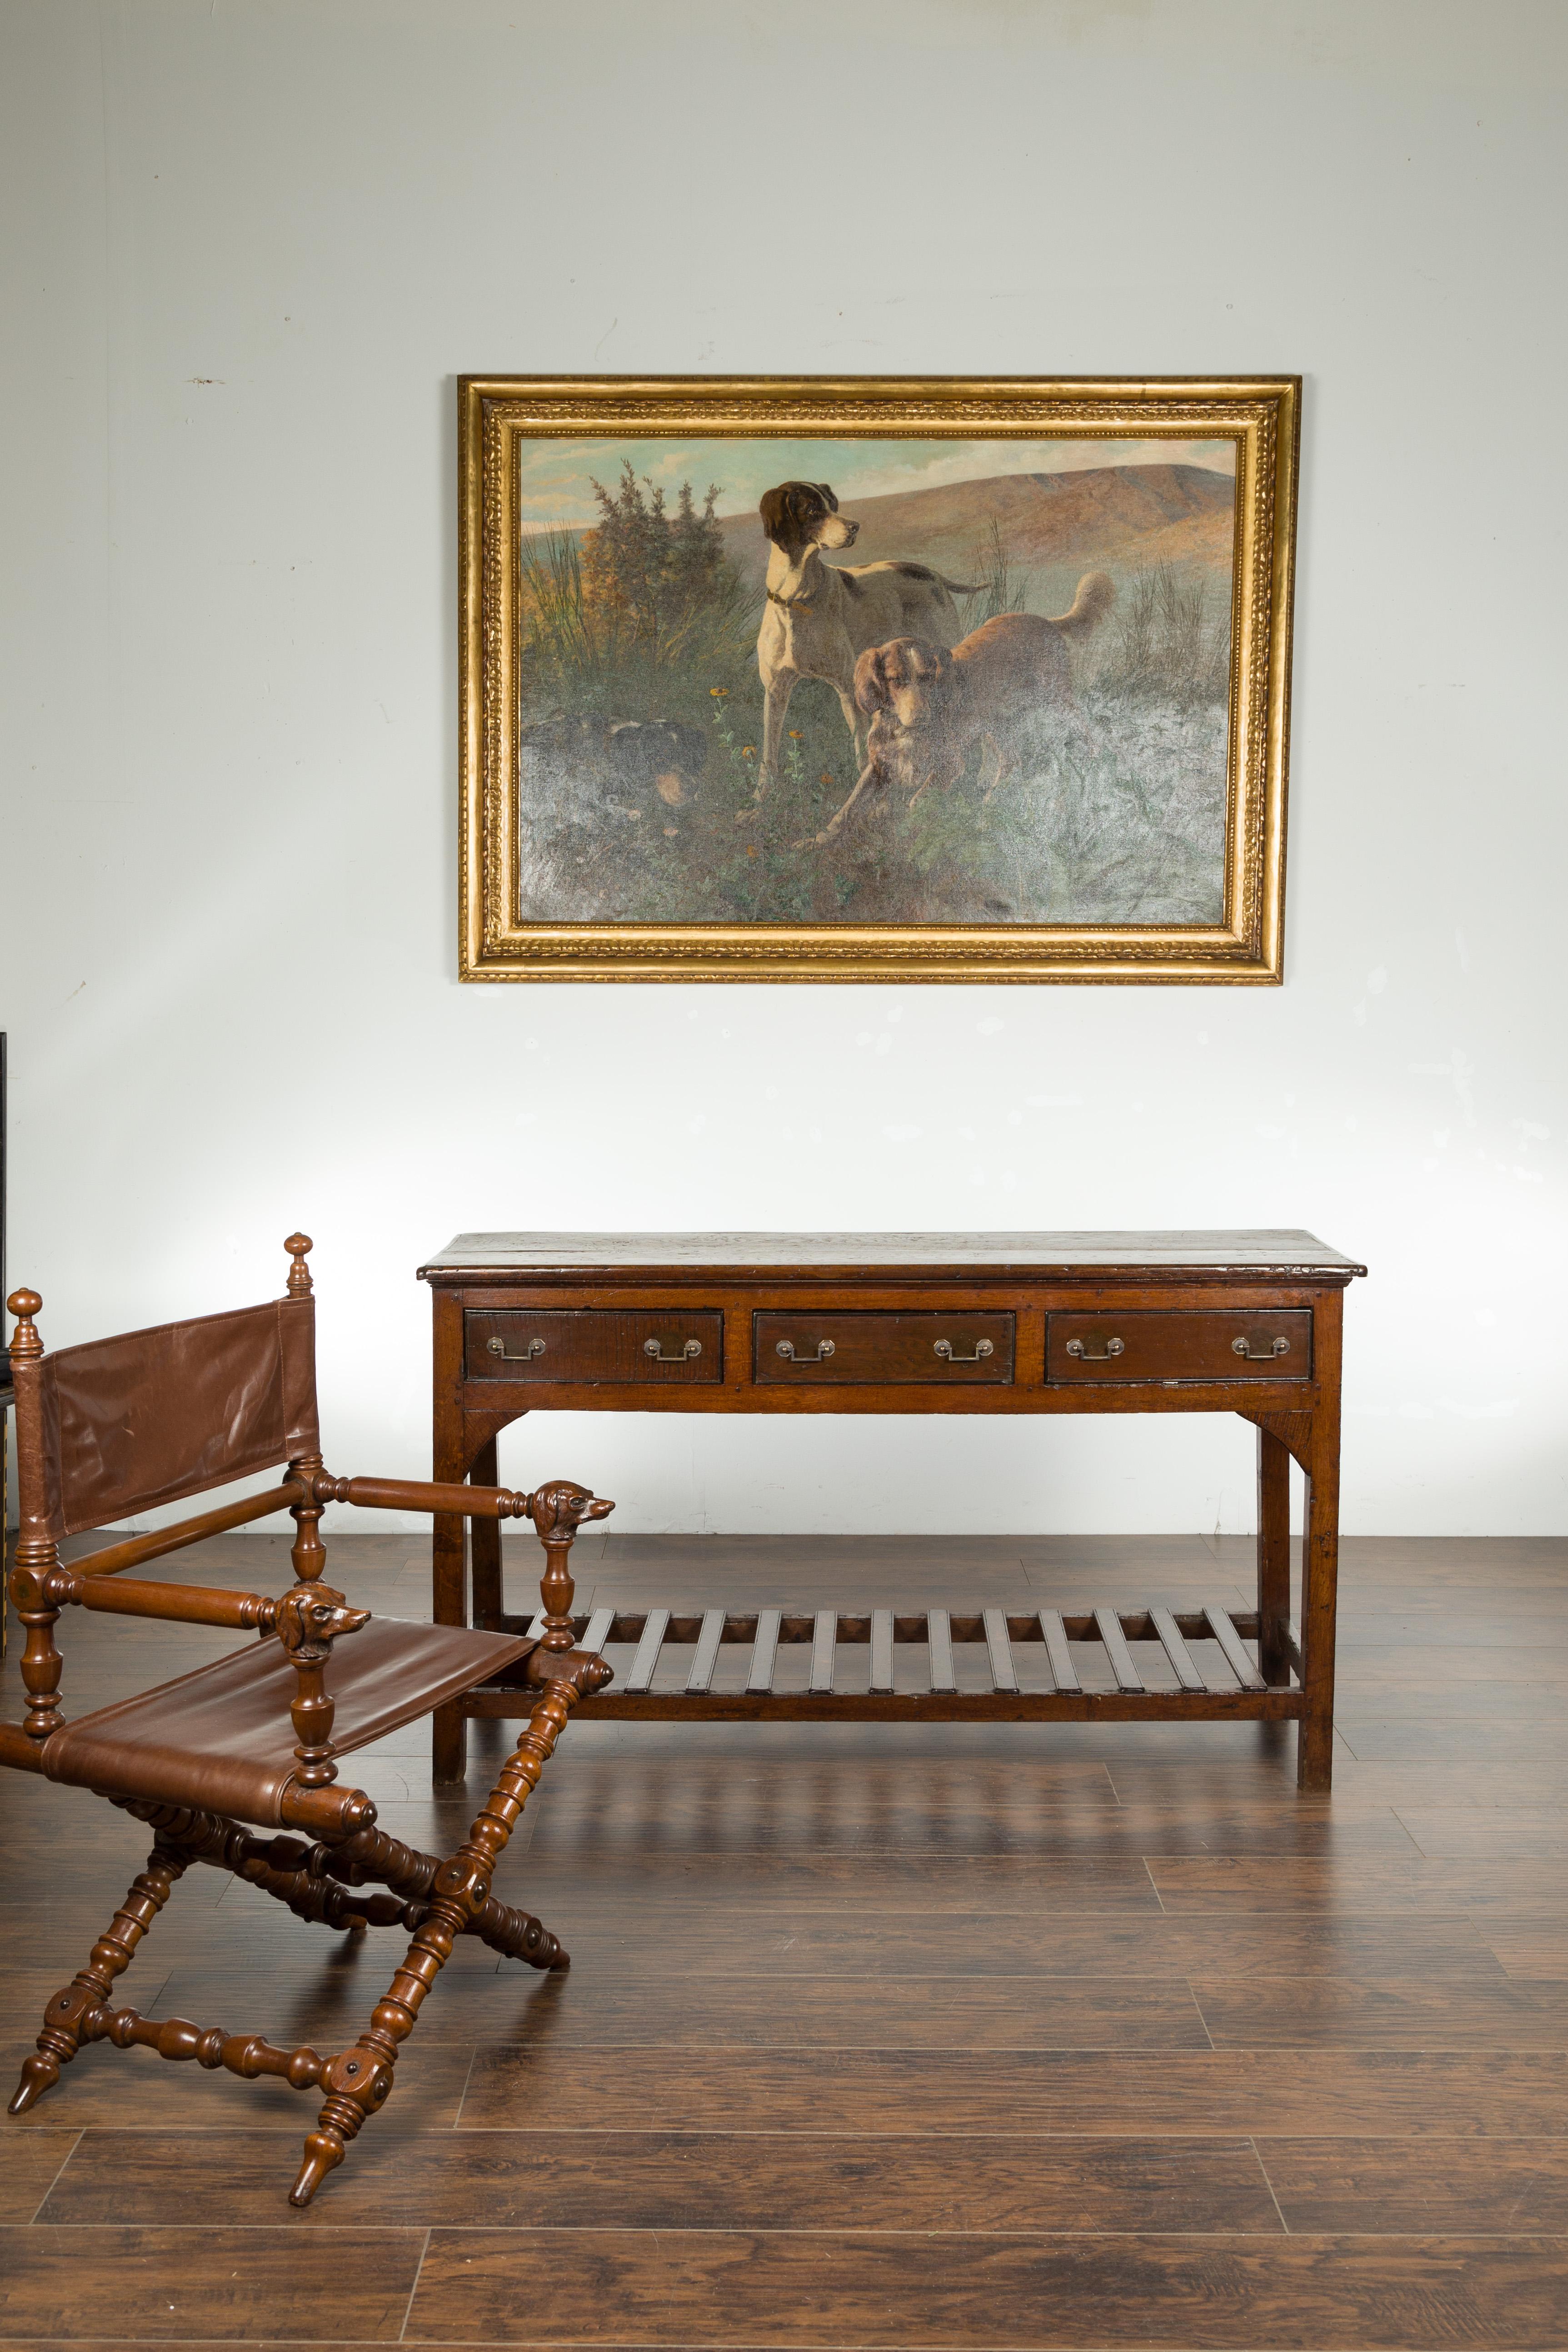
[{"left": 419, "top": 1230, "right": 1365, "bottom": 1278}]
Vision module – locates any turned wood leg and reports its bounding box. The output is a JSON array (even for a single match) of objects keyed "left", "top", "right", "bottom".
[
  {"left": 105, "top": 1802, "right": 390, "bottom": 1937},
  {"left": 1256, "top": 1424, "right": 1292, "bottom": 1688},
  {"left": 235, "top": 1847, "right": 409, "bottom": 1934},
  {"left": 10, "top": 1840, "right": 186, "bottom": 2113},
  {"left": 469, "top": 1437, "right": 504, "bottom": 1630},
  {"left": 318, "top": 1823, "right": 567, "bottom": 1968},
  {"left": 290, "top": 1666, "right": 605, "bottom": 2207},
  {"left": 103, "top": 1801, "right": 556, "bottom": 1960}
]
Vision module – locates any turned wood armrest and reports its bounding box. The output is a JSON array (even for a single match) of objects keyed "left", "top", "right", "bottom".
[
  {"left": 313, "top": 1473, "right": 536, "bottom": 1520},
  {"left": 47, "top": 1571, "right": 281, "bottom": 1632},
  {"left": 310, "top": 1473, "right": 614, "bottom": 1543}
]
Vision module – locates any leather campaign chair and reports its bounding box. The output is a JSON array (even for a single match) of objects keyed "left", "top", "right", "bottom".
[{"left": 1, "top": 1234, "right": 613, "bottom": 2206}]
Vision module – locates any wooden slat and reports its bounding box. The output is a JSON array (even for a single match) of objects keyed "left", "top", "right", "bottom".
[
  {"left": 1205, "top": 1603, "right": 1267, "bottom": 1691},
  {"left": 746, "top": 1607, "right": 782, "bottom": 1693},
  {"left": 686, "top": 1608, "right": 726, "bottom": 1693},
  {"left": 1149, "top": 1606, "right": 1208, "bottom": 1692},
  {"left": 983, "top": 1608, "right": 1019, "bottom": 1694},
  {"left": 926, "top": 1608, "right": 955, "bottom": 1695},
  {"left": 809, "top": 1609, "right": 837, "bottom": 1693},
  {"left": 1039, "top": 1609, "right": 1079, "bottom": 1692},
  {"left": 869, "top": 1609, "right": 895, "bottom": 1693},
  {"left": 581, "top": 1606, "right": 615, "bottom": 1656},
  {"left": 624, "top": 1608, "right": 669, "bottom": 1694},
  {"left": 1094, "top": 1607, "right": 1144, "bottom": 1693}
]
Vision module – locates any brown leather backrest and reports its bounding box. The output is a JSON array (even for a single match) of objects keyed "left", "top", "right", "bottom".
[{"left": 12, "top": 1297, "right": 320, "bottom": 1540}]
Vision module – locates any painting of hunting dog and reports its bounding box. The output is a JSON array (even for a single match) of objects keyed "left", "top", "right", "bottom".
[{"left": 459, "top": 379, "right": 1298, "bottom": 982}]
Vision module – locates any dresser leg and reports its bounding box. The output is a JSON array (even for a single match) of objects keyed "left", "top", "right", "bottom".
[
  {"left": 431, "top": 1497, "right": 470, "bottom": 1784},
  {"left": 1256, "top": 1425, "right": 1292, "bottom": 1687},
  {"left": 1296, "top": 1430, "right": 1342, "bottom": 1794},
  {"left": 431, "top": 1307, "right": 471, "bottom": 1784},
  {"left": 469, "top": 1436, "right": 504, "bottom": 1629},
  {"left": 431, "top": 1702, "right": 466, "bottom": 1786}
]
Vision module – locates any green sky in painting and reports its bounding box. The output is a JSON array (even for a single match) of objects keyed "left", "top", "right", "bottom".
[{"left": 515, "top": 434, "right": 1237, "bottom": 535}]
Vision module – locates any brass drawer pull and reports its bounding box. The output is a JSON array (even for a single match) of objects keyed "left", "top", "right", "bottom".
[
  {"left": 934, "top": 1338, "right": 994, "bottom": 1364},
  {"left": 644, "top": 1337, "right": 703, "bottom": 1363},
  {"left": 1066, "top": 1337, "right": 1124, "bottom": 1362},
  {"left": 487, "top": 1336, "right": 544, "bottom": 1362},
  {"left": 1233, "top": 1335, "right": 1290, "bottom": 1360},
  {"left": 776, "top": 1338, "right": 835, "bottom": 1363}
]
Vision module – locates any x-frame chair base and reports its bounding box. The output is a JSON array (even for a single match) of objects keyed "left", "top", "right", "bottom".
[{"left": 9, "top": 1663, "right": 603, "bottom": 2206}]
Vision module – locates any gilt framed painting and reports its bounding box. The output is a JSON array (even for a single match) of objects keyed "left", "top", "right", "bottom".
[{"left": 459, "top": 375, "right": 1298, "bottom": 983}]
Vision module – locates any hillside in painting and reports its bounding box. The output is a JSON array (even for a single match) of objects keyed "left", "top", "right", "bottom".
[{"left": 716, "top": 462, "right": 1234, "bottom": 606}]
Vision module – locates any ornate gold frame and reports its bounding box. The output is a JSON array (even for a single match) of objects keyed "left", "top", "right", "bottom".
[{"left": 459, "top": 375, "right": 1299, "bottom": 984}]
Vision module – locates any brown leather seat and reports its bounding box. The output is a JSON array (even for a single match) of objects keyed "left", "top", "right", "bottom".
[
  {"left": 3, "top": 1233, "right": 614, "bottom": 2211},
  {"left": 40, "top": 1619, "right": 538, "bottom": 1825}
]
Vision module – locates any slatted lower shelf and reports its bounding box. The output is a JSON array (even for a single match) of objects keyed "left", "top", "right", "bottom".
[{"left": 464, "top": 1603, "right": 1303, "bottom": 1722}]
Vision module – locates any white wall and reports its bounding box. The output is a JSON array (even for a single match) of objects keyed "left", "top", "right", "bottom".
[{"left": 2, "top": 0, "right": 1564, "bottom": 1538}]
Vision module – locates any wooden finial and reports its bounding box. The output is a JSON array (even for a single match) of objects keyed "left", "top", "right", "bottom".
[
  {"left": 526, "top": 1477, "right": 615, "bottom": 1652},
  {"left": 285, "top": 1235, "right": 314, "bottom": 1296},
  {"left": 8, "top": 1289, "right": 43, "bottom": 1365}
]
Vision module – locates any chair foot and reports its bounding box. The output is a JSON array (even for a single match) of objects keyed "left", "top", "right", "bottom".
[
  {"left": 289, "top": 2127, "right": 345, "bottom": 2207},
  {"left": 9, "top": 2050, "right": 62, "bottom": 2115},
  {"left": 10, "top": 1981, "right": 110, "bottom": 2117},
  {"left": 479, "top": 1895, "right": 568, "bottom": 1970}
]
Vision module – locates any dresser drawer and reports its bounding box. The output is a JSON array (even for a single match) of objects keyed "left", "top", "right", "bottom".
[
  {"left": 466, "top": 1308, "right": 723, "bottom": 1384},
  {"left": 1047, "top": 1309, "right": 1312, "bottom": 1384},
  {"left": 754, "top": 1311, "right": 1015, "bottom": 1384}
]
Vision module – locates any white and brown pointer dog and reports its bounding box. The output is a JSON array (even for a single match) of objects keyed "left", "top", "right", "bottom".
[{"left": 752, "top": 481, "right": 982, "bottom": 800}]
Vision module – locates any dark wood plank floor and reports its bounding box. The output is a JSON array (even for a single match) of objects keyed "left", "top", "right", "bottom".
[{"left": 2, "top": 1526, "right": 1567, "bottom": 2347}]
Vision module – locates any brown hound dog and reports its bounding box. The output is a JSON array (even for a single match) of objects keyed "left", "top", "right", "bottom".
[{"left": 813, "top": 577, "right": 1115, "bottom": 843}]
